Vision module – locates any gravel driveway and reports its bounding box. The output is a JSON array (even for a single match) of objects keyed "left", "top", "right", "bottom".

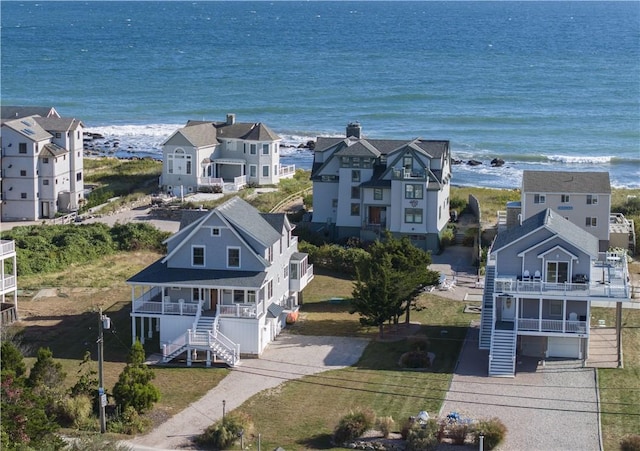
[
  {"left": 126, "top": 334, "right": 369, "bottom": 450},
  {"left": 440, "top": 325, "right": 601, "bottom": 451}
]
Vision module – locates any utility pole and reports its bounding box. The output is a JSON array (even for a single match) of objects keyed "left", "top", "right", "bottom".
[{"left": 97, "top": 308, "right": 110, "bottom": 433}]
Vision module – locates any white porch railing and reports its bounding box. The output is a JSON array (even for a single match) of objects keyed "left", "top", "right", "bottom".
[
  {"left": 495, "top": 279, "right": 629, "bottom": 299},
  {"left": 217, "top": 302, "right": 260, "bottom": 318},
  {"left": 133, "top": 297, "right": 200, "bottom": 316},
  {"left": 517, "top": 318, "right": 587, "bottom": 334},
  {"left": 1, "top": 276, "right": 17, "bottom": 293},
  {"left": 279, "top": 164, "right": 296, "bottom": 178},
  {"left": 163, "top": 332, "right": 187, "bottom": 359},
  {"left": 208, "top": 328, "right": 240, "bottom": 366},
  {"left": 197, "top": 177, "right": 224, "bottom": 187},
  {"left": 0, "top": 240, "right": 15, "bottom": 257}
]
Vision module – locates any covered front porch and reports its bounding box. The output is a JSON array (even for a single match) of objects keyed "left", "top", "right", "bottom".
[{"left": 495, "top": 295, "right": 590, "bottom": 336}]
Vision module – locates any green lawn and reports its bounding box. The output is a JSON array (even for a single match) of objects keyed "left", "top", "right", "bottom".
[{"left": 592, "top": 306, "right": 640, "bottom": 450}]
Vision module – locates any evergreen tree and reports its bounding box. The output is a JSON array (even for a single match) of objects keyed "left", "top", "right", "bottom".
[
  {"left": 113, "top": 340, "right": 160, "bottom": 414},
  {"left": 70, "top": 351, "right": 99, "bottom": 398},
  {"left": 27, "top": 347, "right": 66, "bottom": 390},
  {"left": 1, "top": 341, "right": 27, "bottom": 378},
  {"left": 351, "top": 232, "right": 440, "bottom": 337}
]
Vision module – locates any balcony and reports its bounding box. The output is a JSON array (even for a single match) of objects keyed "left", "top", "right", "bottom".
[
  {"left": 290, "top": 263, "right": 314, "bottom": 292},
  {"left": 391, "top": 168, "right": 426, "bottom": 180},
  {"left": 517, "top": 318, "right": 587, "bottom": 335},
  {"left": 217, "top": 302, "right": 262, "bottom": 318},
  {"left": 0, "top": 275, "right": 17, "bottom": 295},
  {"left": 0, "top": 240, "right": 16, "bottom": 258}
]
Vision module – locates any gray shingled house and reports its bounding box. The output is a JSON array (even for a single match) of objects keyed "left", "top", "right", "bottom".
[{"left": 127, "top": 197, "right": 313, "bottom": 366}]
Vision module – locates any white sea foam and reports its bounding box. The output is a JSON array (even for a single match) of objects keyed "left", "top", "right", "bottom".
[{"left": 546, "top": 155, "right": 613, "bottom": 164}]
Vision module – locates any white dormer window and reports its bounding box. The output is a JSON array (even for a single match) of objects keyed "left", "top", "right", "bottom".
[{"left": 192, "top": 246, "right": 205, "bottom": 267}]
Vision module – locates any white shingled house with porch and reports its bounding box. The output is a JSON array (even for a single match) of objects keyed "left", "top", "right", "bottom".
[
  {"left": 160, "top": 114, "right": 296, "bottom": 196},
  {"left": 126, "top": 197, "right": 313, "bottom": 367}
]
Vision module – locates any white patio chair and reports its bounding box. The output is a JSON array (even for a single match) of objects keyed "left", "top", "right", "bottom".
[
  {"left": 569, "top": 312, "right": 578, "bottom": 321},
  {"left": 533, "top": 270, "right": 541, "bottom": 282},
  {"left": 523, "top": 270, "right": 531, "bottom": 281}
]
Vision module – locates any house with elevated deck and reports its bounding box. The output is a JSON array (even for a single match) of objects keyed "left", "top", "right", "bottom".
[
  {"left": 126, "top": 196, "right": 313, "bottom": 367},
  {"left": 310, "top": 122, "right": 451, "bottom": 251},
  {"left": 160, "top": 114, "right": 296, "bottom": 196},
  {"left": 480, "top": 207, "right": 631, "bottom": 377}
]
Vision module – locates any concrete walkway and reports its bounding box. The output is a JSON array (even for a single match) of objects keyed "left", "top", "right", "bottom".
[
  {"left": 126, "top": 334, "right": 369, "bottom": 450},
  {"left": 440, "top": 325, "right": 601, "bottom": 451}
]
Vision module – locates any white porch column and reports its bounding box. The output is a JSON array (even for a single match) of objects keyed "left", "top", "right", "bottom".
[
  {"left": 131, "top": 317, "right": 137, "bottom": 345},
  {"left": 131, "top": 286, "right": 135, "bottom": 312},
  {"left": 187, "top": 347, "right": 192, "bottom": 367},
  {"left": 140, "top": 318, "right": 145, "bottom": 345},
  {"left": 562, "top": 299, "right": 567, "bottom": 333},
  {"left": 148, "top": 317, "right": 153, "bottom": 339},
  {"left": 206, "top": 350, "right": 211, "bottom": 367},
  {"left": 538, "top": 298, "right": 542, "bottom": 332}
]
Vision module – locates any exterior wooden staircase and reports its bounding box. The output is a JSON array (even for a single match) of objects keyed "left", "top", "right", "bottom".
[
  {"left": 489, "top": 328, "right": 517, "bottom": 377},
  {"left": 479, "top": 265, "right": 495, "bottom": 350},
  {"left": 162, "top": 304, "right": 240, "bottom": 367}
]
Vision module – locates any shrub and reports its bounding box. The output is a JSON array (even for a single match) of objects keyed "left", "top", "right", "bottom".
[
  {"left": 195, "top": 412, "right": 254, "bottom": 449},
  {"left": 56, "top": 395, "right": 94, "bottom": 428},
  {"left": 440, "top": 227, "right": 455, "bottom": 248},
  {"left": 112, "top": 341, "right": 160, "bottom": 414},
  {"left": 107, "top": 406, "right": 150, "bottom": 435},
  {"left": 472, "top": 418, "right": 507, "bottom": 450},
  {"left": 377, "top": 416, "right": 394, "bottom": 438},
  {"left": 406, "top": 419, "right": 439, "bottom": 451},
  {"left": 621, "top": 434, "right": 640, "bottom": 451},
  {"left": 333, "top": 409, "right": 376, "bottom": 445},
  {"left": 399, "top": 351, "right": 431, "bottom": 369},
  {"left": 447, "top": 422, "right": 471, "bottom": 445},
  {"left": 407, "top": 335, "right": 430, "bottom": 352}
]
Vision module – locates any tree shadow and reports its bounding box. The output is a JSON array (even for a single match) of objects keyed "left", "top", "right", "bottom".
[{"left": 297, "top": 432, "right": 334, "bottom": 449}]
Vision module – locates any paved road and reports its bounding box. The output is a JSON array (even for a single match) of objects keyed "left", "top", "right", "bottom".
[
  {"left": 126, "top": 334, "right": 370, "bottom": 450},
  {"left": 440, "top": 325, "right": 601, "bottom": 451}
]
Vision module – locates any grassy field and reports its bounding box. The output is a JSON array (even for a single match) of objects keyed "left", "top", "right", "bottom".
[
  {"left": 236, "top": 287, "right": 476, "bottom": 450},
  {"left": 592, "top": 305, "right": 640, "bottom": 450}
]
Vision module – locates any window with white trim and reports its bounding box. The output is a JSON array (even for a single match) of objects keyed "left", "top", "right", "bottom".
[
  {"left": 227, "top": 247, "right": 240, "bottom": 268},
  {"left": 251, "top": 144, "right": 257, "bottom": 155},
  {"left": 534, "top": 194, "right": 546, "bottom": 204},
  {"left": 352, "top": 170, "right": 360, "bottom": 182},
  {"left": 405, "top": 208, "right": 423, "bottom": 223},
  {"left": 262, "top": 165, "right": 269, "bottom": 177},
  {"left": 211, "top": 228, "right": 220, "bottom": 237},
  {"left": 561, "top": 194, "right": 570, "bottom": 203},
  {"left": 262, "top": 144, "right": 269, "bottom": 155},
  {"left": 373, "top": 188, "right": 383, "bottom": 200},
  {"left": 192, "top": 246, "right": 205, "bottom": 266},
  {"left": 404, "top": 184, "right": 423, "bottom": 199},
  {"left": 249, "top": 165, "right": 257, "bottom": 177},
  {"left": 585, "top": 217, "right": 597, "bottom": 227},
  {"left": 167, "top": 149, "right": 192, "bottom": 175},
  {"left": 587, "top": 195, "right": 598, "bottom": 205}
]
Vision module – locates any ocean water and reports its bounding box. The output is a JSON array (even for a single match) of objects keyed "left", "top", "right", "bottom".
[{"left": 1, "top": 1, "right": 639, "bottom": 189}]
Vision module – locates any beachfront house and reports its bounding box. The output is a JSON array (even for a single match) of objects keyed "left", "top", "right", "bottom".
[
  {"left": 310, "top": 123, "right": 452, "bottom": 251},
  {"left": 0, "top": 240, "right": 18, "bottom": 327},
  {"left": 1, "top": 106, "right": 84, "bottom": 221},
  {"left": 499, "top": 171, "right": 635, "bottom": 254},
  {"left": 159, "top": 114, "right": 295, "bottom": 196},
  {"left": 126, "top": 196, "right": 313, "bottom": 367},
  {"left": 480, "top": 209, "right": 632, "bottom": 377}
]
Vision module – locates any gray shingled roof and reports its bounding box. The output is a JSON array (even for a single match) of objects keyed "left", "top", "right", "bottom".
[
  {"left": 41, "top": 143, "right": 69, "bottom": 157},
  {"left": 179, "top": 210, "right": 210, "bottom": 230},
  {"left": 217, "top": 197, "right": 282, "bottom": 247},
  {"left": 34, "top": 117, "right": 79, "bottom": 132},
  {"left": 177, "top": 123, "right": 219, "bottom": 147},
  {"left": 2, "top": 116, "right": 52, "bottom": 142},
  {"left": 492, "top": 208, "right": 598, "bottom": 257},
  {"left": 261, "top": 213, "right": 290, "bottom": 233},
  {"left": 216, "top": 122, "right": 280, "bottom": 141},
  {"left": 1, "top": 106, "right": 59, "bottom": 122},
  {"left": 127, "top": 258, "right": 266, "bottom": 288},
  {"left": 522, "top": 171, "right": 611, "bottom": 194},
  {"left": 334, "top": 140, "right": 381, "bottom": 157}
]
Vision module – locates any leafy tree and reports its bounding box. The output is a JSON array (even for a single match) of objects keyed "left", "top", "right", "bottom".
[
  {"left": 112, "top": 340, "right": 160, "bottom": 414},
  {"left": 1, "top": 341, "right": 26, "bottom": 378},
  {"left": 351, "top": 233, "right": 439, "bottom": 337},
  {"left": 70, "top": 351, "right": 99, "bottom": 399},
  {"left": 1, "top": 373, "right": 63, "bottom": 450},
  {"left": 27, "top": 347, "right": 66, "bottom": 391}
]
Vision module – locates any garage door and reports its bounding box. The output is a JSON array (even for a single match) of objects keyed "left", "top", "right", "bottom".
[{"left": 547, "top": 337, "right": 581, "bottom": 359}]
